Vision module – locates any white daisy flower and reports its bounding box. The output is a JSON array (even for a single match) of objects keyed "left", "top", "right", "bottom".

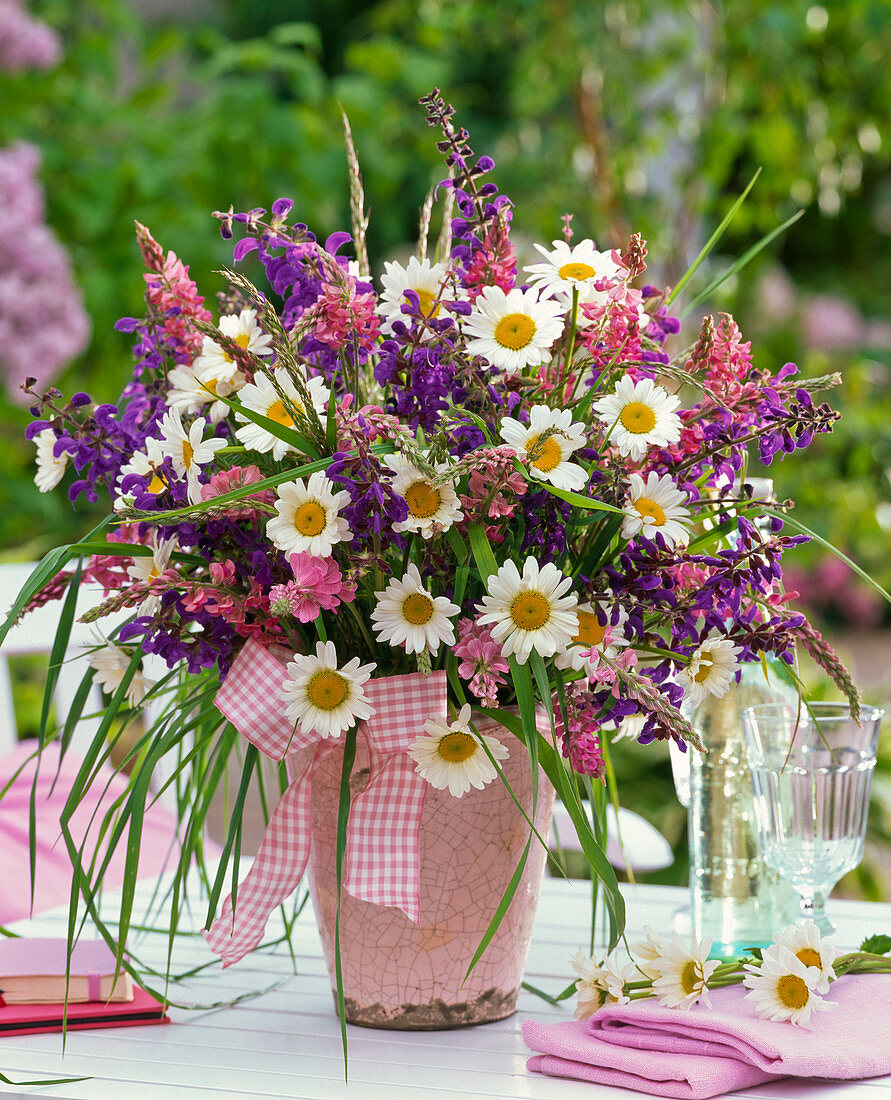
[
  {"left": 167, "top": 359, "right": 245, "bottom": 424},
  {"left": 743, "top": 945, "right": 836, "bottom": 1026},
  {"left": 407, "top": 704, "right": 508, "bottom": 797},
  {"left": 266, "top": 471, "right": 352, "bottom": 558},
  {"left": 592, "top": 376, "right": 682, "bottom": 461},
  {"left": 378, "top": 256, "right": 455, "bottom": 337},
  {"left": 476, "top": 557, "right": 578, "bottom": 665},
  {"left": 498, "top": 405, "right": 588, "bottom": 491},
  {"left": 571, "top": 948, "right": 636, "bottom": 1020},
  {"left": 611, "top": 712, "right": 648, "bottom": 743},
  {"left": 197, "top": 308, "right": 273, "bottom": 374},
  {"left": 463, "top": 285, "right": 566, "bottom": 374},
  {"left": 554, "top": 599, "right": 629, "bottom": 675},
  {"left": 127, "top": 535, "right": 177, "bottom": 616},
  {"left": 772, "top": 920, "right": 838, "bottom": 994},
  {"left": 524, "top": 238, "right": 623, "bottom": 298},
  {"left": 280, "top": 640, "right": 376, "bottom": 739},
  {"left": 383, "top": 453, "right": 464, "bottom": 537},
  {"left": 677, "top": 636, "right": 743, "bottom": 707},
  {"left": 33, "top": 429, "right": 69, "bottom": 493},
  {"left": 621, "top": 471, "right": 692, "bottom": 548},
  {"left": 156, "top": 408, "right": 227, "bottom": 503},
  {"left": 650, "top": 930, "right": 721, "bottom": 1010},
  {"left": 114, "top": 437, "right": 167, "bottom": 511},
  {"left": 88, "top": 638, "right": 154, "bottom": 707},
  {"left": 370, "top": 564, "right": 460, "bottom": 655},
  {"left": 235, "top": 368, "right": 330, "bottom": 460},
  {"left": 628, "top": 925, "right": 664, "bottom": 980}
]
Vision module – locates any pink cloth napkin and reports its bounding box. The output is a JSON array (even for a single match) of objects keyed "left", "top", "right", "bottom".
[{"left": 524, "top": 975, "right": 891, "bottom": 1099}]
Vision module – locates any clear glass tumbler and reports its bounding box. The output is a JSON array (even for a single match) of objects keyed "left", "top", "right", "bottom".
[{"left": 741, "top": 701, "right": 883, "bottom": 932}]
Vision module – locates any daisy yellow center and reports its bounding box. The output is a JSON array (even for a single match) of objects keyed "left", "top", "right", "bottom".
[
  {"left": 149, "top": 564, "right": 161, "bottom": 580},
  {"left": 182, "top": 439, "right": 194, "bottom": 468},
  {"left": 147, "top": 471, "right": 166, "bottom": 494},
  {"left": 526, "top": 434, "right": 562, "bottom": 472},
  {"left": 410, "top": 289, "right": 440, "bottom": 319},
  {"left": 494, "top": 312, "right": 536, "bottom": 350},
  {"left": 776, "top": 974, "right": 809, "bottom": 1010},
  {"left": 437, "top": 731, "right": 478, "bottom": 763},
  {"left": 267, "top": 399, "right": 296, "bottom": 427},
  {"left": 404, "top": 480, "right": 442, "bottom": 519},
  {"left": 693, "top": 659, "right": 714, "bottom": 684},
  {"left": 680, "top": 961, "right": 700, "bottom": 995},
  {"left": 510, "top": 591, "right": 551, "bottom": 631},
  {"left": 575, "top": 610, "right": 606, "bottom": 648},
  {"left": 202, "top": 376, "right": 220, "bottom": 395},
  {"left": 796, "top": 948, "right": 822, "bottom": 969},
  {"left": 306, "top": 669, "right": 349, "bottom": 711},
  {"left": 558, "top": 261, "right": 596, "bottom": 281},
  {"left": 403, "top": 592, "right": 435, "bottom": 625},
  {"left": 634, "top": 497, "right": 667, "bottom": 525},
  {"left": 223, "top": 332, "right": 251, "bottom": 362},
  {"left": 619, "top": 402, "right": 657, "bottom": 434},
  {"left": 294, "top": 501, "right": 327, "bottom": 537}
]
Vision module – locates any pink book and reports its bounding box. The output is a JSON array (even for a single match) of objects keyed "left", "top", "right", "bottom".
[
  {"left": 0, "top": 987, "right": 169, "bottom": 1037},
  {"left": 0, "top": 937, "right": 132, "bottom": 1004}
]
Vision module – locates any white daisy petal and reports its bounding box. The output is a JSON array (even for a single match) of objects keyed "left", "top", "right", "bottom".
[
  {"left": 371, "top": 564, "right": 460, "bottom": 655},
  {"left": 476, "top": 556, "right": 578, "bottom": 665},
  {"left": 235, "top": 367, "right": 330, "bottom": 460},
  {"left": 407, "top": 711, "right": 509, "bottom": 797},
  {"left": 33, "top": 430, "right": 69, "bottom": 493},
  {"left": 88, "top": 636, "right": 154, "bottom": 707},
  {"left": 677, "top": 635, "right": 743, "bottom": 707},
  {"left": 524, "top": 238, "right": 624, "bottom": 298},
  {"left": 198, "top": 307, "right": 273, "bottom": 376},
  {"left": 554, "top": 598, "right": 629, "bottom": 675},
  {"left": 378, "top": 256, "right": 458, "bottom": 338},
  {"left": 383, "top": 453, "right": 464, "bottom": 537},
  {"left": 463, "top": 285, "right": 566, "bottom": 374},
  {"left": 649, "top": 931, "right": 720, "bottom": 1010},
  {"left": 743, "top": 944, "right": 836, "bottom": 1026},
  {"left": 621, "top": 471, "right": 692, "bottom": 549},
  {"left": 593, "top": 375, "right": 682, "bottom": 461},
  {"left": 280, "top": 641, "right": 376, "bottom": 739},
  {"left": 771, "top": 920, "right": 838, "bottom": 994},
  {"left": 266, "top": 471, "right": 352, "bottom": 558},
  {"left": 499, "top": 405, "right": 588, "bottom": 491}
]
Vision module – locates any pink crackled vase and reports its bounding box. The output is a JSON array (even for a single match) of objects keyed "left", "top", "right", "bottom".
[{"left": 307, "top": 713, "right": 555, "bottom": 1029}]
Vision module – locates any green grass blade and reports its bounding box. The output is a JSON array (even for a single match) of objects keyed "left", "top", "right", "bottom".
[
  {"left": 535, "top": 481, "right": 623, "bottom": 514},
  {"left": 680, "top": 209, "right": 804, "bottom": 318},
  {"left": 209, "top": 389, "right": 321, "bottom": 460},
  {"left": 334, "top": 726, "right": 358, "bottom": 1081},
  {"left": 38, "top": 558, "right": 83, "bottom": 748},
  {"left": 463, "top": 833, "right": 532, "bottom": 981},
  {"left": 765, "top": 509, "right": 891, "bottom": 605},
  {"left": 666, "top": 167, "right": 762, "bottom": 306}
]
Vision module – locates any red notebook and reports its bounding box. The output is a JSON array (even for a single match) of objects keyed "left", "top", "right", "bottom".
[{"left": 0, "top": 986, "right": 169, "bottom": 1037}]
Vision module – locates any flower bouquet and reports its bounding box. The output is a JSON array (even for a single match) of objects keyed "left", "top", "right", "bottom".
[{"left": 4, "top": 90, "right": 865, "bottom": 1030}]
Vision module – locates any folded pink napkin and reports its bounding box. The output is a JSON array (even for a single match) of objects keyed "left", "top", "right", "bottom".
[{"left": 524, "top": 975, "right": 891, "bottom": 1099}]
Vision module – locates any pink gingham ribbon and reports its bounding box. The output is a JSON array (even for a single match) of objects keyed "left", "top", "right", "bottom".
[{"left": 203, "top": 637, "right": 447, "bottom": 966}]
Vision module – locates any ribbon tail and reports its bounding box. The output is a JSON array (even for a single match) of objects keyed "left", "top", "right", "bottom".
[
  {"left": 203, "top": 750, "right": 315, "bottom": 966},
  {"left": 344, "top": 754, "right": 426, "bottom": 922}
]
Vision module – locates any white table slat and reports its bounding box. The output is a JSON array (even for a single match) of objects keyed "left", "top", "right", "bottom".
[{"left": 0, "top": 879, "right": 888, "bottom": 1098}]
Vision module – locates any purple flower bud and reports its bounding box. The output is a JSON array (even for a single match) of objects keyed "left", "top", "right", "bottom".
[
  {"left": 271, "top": 197, "right": 294, "bottom": 217},
  {"left": 25, "top": 420, "right": 49, "bottom": 440},
  {"left": 115, "top": 317, "right": 141, "bottom": 333},
  {"left": 475, "top": 155, "right": 495, "bottom": 172},
  {"left": 70, "top": 392, "right": 92, "bottom": 407}
]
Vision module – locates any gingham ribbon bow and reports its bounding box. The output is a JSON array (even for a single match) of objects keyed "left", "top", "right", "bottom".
[{"left": 203, "top": 637, "right": 447, "bottom": 966}]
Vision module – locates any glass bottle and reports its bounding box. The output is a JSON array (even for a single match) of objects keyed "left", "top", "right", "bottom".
[{"left": 683, "top": 479, "right": 798, "bottom": 955}]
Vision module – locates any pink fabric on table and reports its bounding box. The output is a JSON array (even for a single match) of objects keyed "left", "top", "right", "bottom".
[
  {"left": 524, "top": 976, "right": 891, "bottom": 1099},
  {"left": 0, "top": 740, "right": 183, "bottom": 925}
]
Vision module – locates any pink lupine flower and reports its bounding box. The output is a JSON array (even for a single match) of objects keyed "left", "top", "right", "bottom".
[
  {"left": 454, "top": 617, "right": 509, "bottom": 704},
  {"left": 136, "top": 222, "right": 211, "bottom": 357},
  {"left": 311, "top": 278, "right": 380, "bottom": 353},
  {"left": 702, "top": 314, "right": 753, "bottom": 403},
  {"left": 458, "top": 446, "right": 527, "bottom": 539},
  {"left": 463, "top": 216, "right": 517, "bottom": 297},
  {"left": 269, "top": 553, "right": 354, "bottom": 623},
  {"left": 555, "top": 682, "right": 606, "bottom": 779}
]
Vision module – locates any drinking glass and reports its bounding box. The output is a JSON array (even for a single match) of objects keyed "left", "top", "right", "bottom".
[{"left": 741, "top": 702, "right": 883, "bottom": 932}]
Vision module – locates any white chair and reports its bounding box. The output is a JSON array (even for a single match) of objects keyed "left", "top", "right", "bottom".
[
  {"left": 552, "top": 801, "right": 674, "bottom": 874},
  {"left": 0, "top": 561, "right": 135, "bottom": 758}
]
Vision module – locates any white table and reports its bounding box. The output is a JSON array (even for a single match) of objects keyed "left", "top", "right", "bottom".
[{"left": 1, "top": 880, "right": 890, "bottom": 1099}]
